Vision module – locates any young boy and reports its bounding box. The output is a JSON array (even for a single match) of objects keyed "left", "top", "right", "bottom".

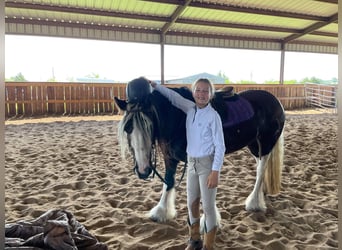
[{"left": 149, "top": 78, "right": 225, "bottom": 250}]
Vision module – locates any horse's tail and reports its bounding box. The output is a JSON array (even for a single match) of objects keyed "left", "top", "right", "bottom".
[{"left": 264, "top": 130, "right": 284, "bottom": 195}]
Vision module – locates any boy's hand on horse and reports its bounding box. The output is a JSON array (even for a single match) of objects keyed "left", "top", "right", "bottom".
[{"left": 146, "top": 78, "right": 157, "bottom": 88}]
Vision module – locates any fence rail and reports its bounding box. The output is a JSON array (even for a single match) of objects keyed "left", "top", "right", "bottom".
[
  {"left": 5, "top": 82, "right": 335, "bottom": 118},
  {"left": 304, "top": 83, "right": 337, "bottom": 112}
]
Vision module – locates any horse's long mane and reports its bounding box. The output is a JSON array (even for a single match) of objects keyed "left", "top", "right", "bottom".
[{"left": 118, "top": 108, "right": 155, "bottom": 158}]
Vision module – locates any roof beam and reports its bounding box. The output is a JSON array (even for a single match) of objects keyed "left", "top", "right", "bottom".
[
  {"left": 5, "top": 1, "right": 165, "bottom": 22},
  {"left": 178, "top": 18, "right": 299, "bottom": 33},
  {"left": 5, "top": 0, "right": 337, "bottom": 52},
  {"left": 5, "top": 17, "right": 162, "bottom": 34},
  {"left": 287, "top": 40, "right": 337, "bottom": 47},
  {"left": 161, "top": 0, "right": 192, "bottom": 34},
  {"left": 5, "top": 1, "right": 337, "bottom": 39},
  {"left": 313, "top": 0, "right": 338, "bottom": 4},
  {"left": 6, "top": 16, "right": 336, "bottom": 48},
  {"left": 146, "top": 0, "right": 331, "bottom": 22},
  {"left": 177, "top": 18, "right": 338, "bottom": 37},
  {"left": 312, "top": 31, "right": 338, "bottom": 37},
  {"left": 167, "top": 30, "right": 282, "bottom": 43},
  {"left": 283, "top": 13, "right": 338, "bottom": 43},
  {"left": 5, "top": 16, "right": 282, "bottom": 43}
]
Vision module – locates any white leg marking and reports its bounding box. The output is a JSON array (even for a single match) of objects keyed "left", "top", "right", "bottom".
[
  {"left": 245, "top": 155, "right": 270, "bottom": 212},
  {"left": 149, "top": 184, "right": 176, "bottom": 222}
]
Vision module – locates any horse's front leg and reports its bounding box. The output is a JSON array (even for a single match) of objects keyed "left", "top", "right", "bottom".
[
  {"left": 149, "top": 184, "right": 176, "bottom": 222},
  {"left": 149, "top": 160, "right": 177, "bottom": 222}
]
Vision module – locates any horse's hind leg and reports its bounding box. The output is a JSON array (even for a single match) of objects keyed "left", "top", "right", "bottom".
[
  {"left": 245, "top": 154, "right": 270, "bottom": 212},
  {"left": 149, "top": 184, "right": 176, "bottom": 222}
]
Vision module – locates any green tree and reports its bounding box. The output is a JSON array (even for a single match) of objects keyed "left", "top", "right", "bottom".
[
  {"left": 236, "top": 79, "right": 257, "bottom": 84},
  {"left": 265, "top": 79, "right": 297, "bottom": 84},
  {"left": 264, "top": 80, "right": 278, "bottom": 84},
  {"left": 283, "top": 80, "right": 298, "bottom": 84},
  {"left": 6, "top": 72, "right": 28, "bottom": 82},
  {"left": 330, "top": 77, "right": 338, "bottom": 84},
  {"left": 47, "top": 77, "right": 57, "bottom": 82},
  {"left": 86, "top": 72, "right": 100, "bottom": 79},
  {"left": 300, "top": 77, "right": 322, "bottom": 84}
]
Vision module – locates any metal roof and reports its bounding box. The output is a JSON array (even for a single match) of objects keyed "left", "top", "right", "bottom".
[{"left": 5, "top": 0, "right": 338, "bottom": 54}]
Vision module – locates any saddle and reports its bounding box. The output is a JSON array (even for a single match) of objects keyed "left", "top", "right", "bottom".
[
  {"left": 211, "top": 86, "right": 254, "bottom": 127},
  {"left": 215, "top": 86, "right": 235, "bottom": 99},
  {"left": 211, "top": 86, "right": 237, "bottom": 121}
]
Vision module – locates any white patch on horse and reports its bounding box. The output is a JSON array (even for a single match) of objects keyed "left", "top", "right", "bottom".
[
  {"left": 131, "top": 125, "right": 150, "bottom": 175},
  {"left": 148, "top": 184, "right": 177, "bottom": 222}
]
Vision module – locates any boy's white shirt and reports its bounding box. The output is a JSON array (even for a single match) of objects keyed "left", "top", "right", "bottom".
[{"left": 154, "top": 84, "right": 225, "bottom": 171}]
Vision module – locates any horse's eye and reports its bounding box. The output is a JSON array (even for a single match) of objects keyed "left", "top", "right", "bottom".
[{"left": 124, "top": 119, "right": 133, "bottom": 134}]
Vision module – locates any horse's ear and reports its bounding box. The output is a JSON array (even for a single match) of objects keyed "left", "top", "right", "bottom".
[{"left": 114, "top": 97, "right": 127, "bottom": 111}]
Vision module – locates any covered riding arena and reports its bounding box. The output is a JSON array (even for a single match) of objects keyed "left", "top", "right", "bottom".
[{"left": 3, "top": 1, "right": 340, "bottom": 249}]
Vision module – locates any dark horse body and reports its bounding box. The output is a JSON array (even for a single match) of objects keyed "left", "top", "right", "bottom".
[{"left": 115, "top": 77, "right": 285, "bottom": 222}]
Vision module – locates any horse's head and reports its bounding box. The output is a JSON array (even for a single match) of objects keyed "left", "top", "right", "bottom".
[{"left": 115, "top": 77, "right": 158, "bottom": 180}]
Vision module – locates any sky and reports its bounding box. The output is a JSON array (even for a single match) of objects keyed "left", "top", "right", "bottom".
[{"left": 5, "top": 35, "right": 338, "bottom": 83}]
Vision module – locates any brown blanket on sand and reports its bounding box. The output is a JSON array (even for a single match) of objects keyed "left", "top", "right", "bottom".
[{"left": 5, "top": 209, "right": 108, "bottom": 250}]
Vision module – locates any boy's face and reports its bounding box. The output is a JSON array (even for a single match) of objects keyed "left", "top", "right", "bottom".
[{"left": 193, "top": 81, "right": 211, "bottom": 108}]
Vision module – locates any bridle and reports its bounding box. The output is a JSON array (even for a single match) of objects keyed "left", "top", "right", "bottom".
[{"left": 126, "top": 101, "right": 187, "bottom": 188}]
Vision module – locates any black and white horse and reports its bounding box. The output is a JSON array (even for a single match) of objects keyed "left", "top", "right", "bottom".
[{"left": 115, "top": 77, "right": 285, "bottom": 222}]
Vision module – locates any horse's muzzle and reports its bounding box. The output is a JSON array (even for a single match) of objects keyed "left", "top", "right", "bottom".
[{"left": 134, "top": 165, "right": 153, "bottom": 180}]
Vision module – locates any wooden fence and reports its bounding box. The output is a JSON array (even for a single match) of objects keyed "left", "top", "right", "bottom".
[
  {"left": 5, "top": 82, "right": 126, "bottom": 118},
  {"left": 4, "top": 82, "right": 324, "bottom": 118}
]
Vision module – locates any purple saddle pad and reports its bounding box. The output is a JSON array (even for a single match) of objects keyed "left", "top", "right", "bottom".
[{"left": 222, "top": 97, "right": 254, "bottom": 128}]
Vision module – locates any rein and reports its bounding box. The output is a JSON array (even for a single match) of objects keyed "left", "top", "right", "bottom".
[
  {"left": 150, "top": 143, "right": 167, "bottom": 185},
  {"left": 150, "top": 143, "right": 187, "bottom": 189}
]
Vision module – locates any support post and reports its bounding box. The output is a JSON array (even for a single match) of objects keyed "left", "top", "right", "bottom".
[
  {"left": 279, "top": 43, "right": 285, "bottom": 85},
  {"left": 160, "top": 34, "right": 165, "bottom": 84},
  {"left": 337, "top": 1, "right": 342, "bottom": 245}
]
